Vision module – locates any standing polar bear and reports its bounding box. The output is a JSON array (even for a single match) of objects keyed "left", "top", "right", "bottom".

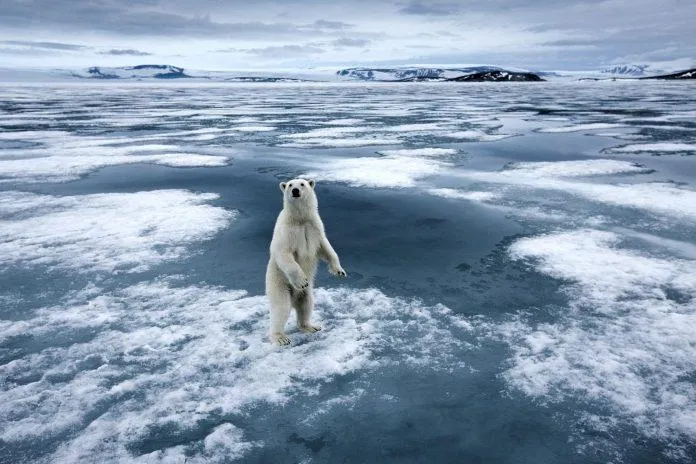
[{"left": 266, "top": 178, "right": 347, "bottom": 345}]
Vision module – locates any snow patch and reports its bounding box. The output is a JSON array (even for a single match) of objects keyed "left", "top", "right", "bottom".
[
  {"left": 142, "top": 153, "right": 229, "bottom": 167},
  {"left": 497, "top": 229, "right": 696, "bottom": 444},
  {"left": 0, "top": 190, "right": 234, "bottom": 273},
  {"left": 280, "top": 137, "right": 401, "bottom": 148},
  {"left": 428, "top": 188, "right": 499, "bottom": 202},
  {"left": 0, "top": 282, "right": 465, "bottom": 462},
  {"left": 321, "top": 118, "right": 366, "bottom": 125},
  {"left": 278, "top": 122, "right": 508, "bottom": 147},
  {"left": 458, "top": 163, "right": 696, "bottom": 220},
  {"left": 505, "top": 159, "right": 651, "bottom": 177},
  {"left": 229, "top": 125, "right": 276, "bottom": 132},
  {"left": 378, "top": 148, "right": 457, "bottom": 157},
  {"left": 280, "top": 126, "right": 371, "bottom": 139},
  {"left": 304, "top": 154, "right": 445, "bottom": 188},
  {"left": 443, "top": 130, "right": 513, "bottom": 141},
  {"left": 538, "top": 123, "right": 626, "bottom": 133},
  {"left": 0, "top": 131, "right": 229, "bottom": 183},
  {"left": 609, "top": 142, "right": 696, "bottom": 154}
]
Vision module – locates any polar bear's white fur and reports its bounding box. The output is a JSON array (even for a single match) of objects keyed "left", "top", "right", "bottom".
[{"left": 266, "top": 178, "right": 346, "bottom": 345}]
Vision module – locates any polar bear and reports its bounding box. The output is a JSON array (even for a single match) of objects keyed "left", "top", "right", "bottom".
[{"left": 266, "top": 178, "right": 347, "bottom": 345}]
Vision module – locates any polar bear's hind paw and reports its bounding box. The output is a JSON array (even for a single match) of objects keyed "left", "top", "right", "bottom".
[
  {"left": 299, "top": 325, "right": 321, "bottom": 333},
  {"left": 272, "top": 333, "right": 292, "bottom": 346}
]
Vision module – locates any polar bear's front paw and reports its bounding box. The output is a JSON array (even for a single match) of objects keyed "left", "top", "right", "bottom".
[
  {"left": 329, "top": 263, "right": 347, "bottom": 277},
  {"left": 271, "top": 333, "right": 291, "bottom": 346},
  {"left": 290, "top": 273, "right": 309, "bottom": 291},
  {"left": 299, "top": 324, "right": 321, "bottom": 333}
]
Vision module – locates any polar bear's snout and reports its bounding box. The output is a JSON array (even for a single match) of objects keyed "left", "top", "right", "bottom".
[{"left": 291, "top": 187, "right": 301, "bottom": 197}]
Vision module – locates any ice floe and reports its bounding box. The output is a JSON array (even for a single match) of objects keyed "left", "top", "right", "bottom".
[
  {"left": 458, "top": 162, "right": 696, "bottom": 220},
  {"left": 0, "top": 190, "right": 235, "bottom": 273},
  {"left": 378, "top": 148, "right": 457, "bottom": 157},
  {"left": 427, "top": 188, "right": 499, "bottom": 202},
  {"left": 609, "top": 142, "right": 696, "bottom": 154},
  {"left": 496, "top": 229, "right": 696, "bottom": 445},
  {"left": 538, "top": 123, "right": 626, "bottom": 133},
  {"left": 277, "top": 120, "right": 509, "bottom": 148},
  {"left": 0, "top": 281, "right": 466, "bottom": 462},
  {"left": 280, "top": 137, "right": 401, "bottom": 148},
  {"left": 229, "top": 125, "right": 276, "bottom": 132},
  {"left": 321, "top": 118, "right": 366, "bottom": 125},
  {"left": 280, "top": 126, "right": 370, "bottom": 139},
  {"left": 442, "top": 130, "right": 513, "bottom": 141},
  {"left": 504, "top": 159, "right": 652, "bottom": 177},
  {"left": 304, "top": 154, "right": 446, "bottom": 188},
  {"left": 0, "top": 131, "right": 229, "bottom": 183}
]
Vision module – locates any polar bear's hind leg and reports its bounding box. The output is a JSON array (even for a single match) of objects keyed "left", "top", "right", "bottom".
[
  {"left": 268, "top": 285, "right": 293, "bottom": 345},
  {"left": 295, "top": 290, "right": 321, "bottom": 333}
]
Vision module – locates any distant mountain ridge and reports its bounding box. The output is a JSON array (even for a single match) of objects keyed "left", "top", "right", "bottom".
[
  {"left": 74, "top": 65, "right": 189, "bottom": 79},
  {"left": 447, "top": 71, "right": 544, "bottom": 82},
  {"left": 6, "top": 63, "right": 695, "bottom": 83},
  {"left": 70, "top": 65, "right": 315, "bottom": 81},
  {"left": 644, "top": 68, "right": 696, "bottom": 80},
  {"left": 222, "top": 76, "right": 309, "bottom": 82},
  {"left": 336, "top": 66, "right": 531, "bottom": 81},
  {"left": 601, "top": 64, "right": 653, "bottom": 76},
  {"left": 581, "top": 67, "right": 696, "bottom": 81},
  {"left": 75, "top": 65, "right": 547, "bottom": 82}
]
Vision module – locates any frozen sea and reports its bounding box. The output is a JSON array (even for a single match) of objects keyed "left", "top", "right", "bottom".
[{"left": 1, "top": 81, "right": 695, "bottom": 463}]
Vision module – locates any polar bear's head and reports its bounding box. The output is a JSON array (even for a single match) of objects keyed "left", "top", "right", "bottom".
[{"left": 279, "top": 178, "right": 317, "bottom": 212}]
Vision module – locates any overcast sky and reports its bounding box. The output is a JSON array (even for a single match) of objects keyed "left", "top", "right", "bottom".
[{"left": 0, "top": 0, "right": 694, "bottom": 71}]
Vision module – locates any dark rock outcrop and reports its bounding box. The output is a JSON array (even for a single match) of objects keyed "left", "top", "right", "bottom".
[
  {"left": 336, "top": 66, "right": 508, "bottom": 81},
  {"left": 447, "top": 71, "right": 544, "bottom": 82},
  {"left": 644, "top": 68, "right": 696, "bottom": 80}
]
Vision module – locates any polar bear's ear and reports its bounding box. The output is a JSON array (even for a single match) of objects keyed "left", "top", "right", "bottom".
[
  {"left": 308, "top": 179, "right": 315, "bottom": 189},
  {"left": 279, "top": 182, "right": 287, "bottom": 192}
]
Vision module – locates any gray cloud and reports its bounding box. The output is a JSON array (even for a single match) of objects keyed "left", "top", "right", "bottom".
[
  {"left": 398, "top": 0, "right": 608, "bottom": 16},
  {"left": 99, "top": 49, "right": 152, "bottom": 56},
  {"left": 0, "top": 47, "right": 53, "bottom": 56},
  {"left": 406, "top": 44, "right": 438, "bottom": 49},
  {"left": 541, "top": 38, "right": 599, "bottom": 47},
  {"left": 239, "top": 44, "right": 326, "bottom": 58},
  {"left": 0, "top": 40, "right": 88, "bottom": 50},
  {"left": 0, "top": 0, "right": 694, "bottom": 70},
  {"left": 539, "top": 25, "right": 696, "bottom": 64},
  {"left": 0, "top": 1, "right": 336, "bottom": 39},
  {"left": 215, "top": 37, "right": 369, "bottom": 56},
  {"left": 312, "top": 19, "right": 355, "bottom": 30},
  {"left": 331, "top": 38, "right": 370, "bottom": 48},
  {"left": 397, "top": 1, "right": 461, "bottom": 16}
]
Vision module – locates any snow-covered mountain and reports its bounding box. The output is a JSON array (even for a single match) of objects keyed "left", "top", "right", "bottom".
[
  {"left": 73, "top": 65, "right": 189, "bottom": 79},
  {"left": 600, "top": 64, "right": 653, "bottom": 77},
  {"left": 579, "top": 65, "right": 696, "bottom": 81},
  {"left": 336, "top": 66, "right": 524, "bottom": 81},
  {"left": 75, "top": 64, "right": 546, "bottom": 82},
  {"left": 646, "top": 68, "right": 696, "bottom": 80},
  {"left": 448, "top": 71, "right": 544, "bottom": 82},
  {"left": 68, "top": 65, "right": 324, "bottom": 81},
  {"left": 1, "top": 63, "right": 694, "bottom": 84}
]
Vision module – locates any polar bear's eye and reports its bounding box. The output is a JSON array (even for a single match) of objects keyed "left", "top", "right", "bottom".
[{"left": 300, "top": 183, "right": 305, "bottom": 187}]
